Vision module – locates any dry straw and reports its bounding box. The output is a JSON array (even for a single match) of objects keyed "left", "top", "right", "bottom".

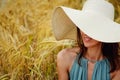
[{"left": 0, "top": 0, "right": 119, "bottom": 80}]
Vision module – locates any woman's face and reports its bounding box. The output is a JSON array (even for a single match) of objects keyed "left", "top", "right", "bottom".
[{"left": 80, "top": 31, "right": 102, "bottom": 48}]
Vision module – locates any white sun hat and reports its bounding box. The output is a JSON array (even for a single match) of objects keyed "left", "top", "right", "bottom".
[{"left": 52, "top": 0, "right": 120, "bottom": 43}]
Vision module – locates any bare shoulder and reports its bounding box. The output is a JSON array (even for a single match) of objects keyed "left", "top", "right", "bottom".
[
  {"left": 57, "top": 47, "right": 80, "bottom": 58},
  {"left": 112, "top": 69, "right": 120, "bottom": 80},
  {"left": 57, "top": 47, "right": 80, "bottom": 62},
  {"left": 57, "top": 47, "right": 80, "bottom": 71}
]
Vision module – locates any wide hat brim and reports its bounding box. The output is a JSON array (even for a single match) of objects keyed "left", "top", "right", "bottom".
[{"left": 52, "top": 6, "right": 120, "bottom": 43}]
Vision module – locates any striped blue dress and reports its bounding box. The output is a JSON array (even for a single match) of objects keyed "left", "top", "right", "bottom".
[{"left": 69, "top": 55, "right": 110, "bottom": 80}]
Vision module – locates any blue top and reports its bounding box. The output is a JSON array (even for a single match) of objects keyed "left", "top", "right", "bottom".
[{"left": 69, "top": 55, "right": 110, "bottom": 80}]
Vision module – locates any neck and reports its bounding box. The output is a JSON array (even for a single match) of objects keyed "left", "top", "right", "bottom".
[{"left": 84, "top": 45, "right": 104, "bottom": 61}]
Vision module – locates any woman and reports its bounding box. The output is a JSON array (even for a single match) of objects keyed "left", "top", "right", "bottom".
[{"left": 52, "top": 0, "right": 120, "bottom": 80}]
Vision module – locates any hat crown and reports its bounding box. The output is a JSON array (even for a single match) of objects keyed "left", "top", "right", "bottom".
[{"left": 82, "top": 0, "right": 114, "bottom": 20}]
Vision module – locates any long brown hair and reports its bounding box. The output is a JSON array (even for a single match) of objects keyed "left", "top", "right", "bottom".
[{"left": 77, "top": 27, "right": 120, "bottom": 72}]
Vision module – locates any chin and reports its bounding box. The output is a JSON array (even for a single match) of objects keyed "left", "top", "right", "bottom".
[
  {"left": 83, "top": 41, "right": 102, "bottom": 48},
  {"left": 84, "top": 43, "right": 93, "bottom": 48}
]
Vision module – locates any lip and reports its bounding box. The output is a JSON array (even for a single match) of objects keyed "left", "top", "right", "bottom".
[{"left": 83, "top": 36, "right": 92, "bottom": 42}]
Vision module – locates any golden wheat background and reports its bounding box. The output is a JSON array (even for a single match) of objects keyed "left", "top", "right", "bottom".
[{"left": 0, "top": 0, "right": 120, "bottom": 80}]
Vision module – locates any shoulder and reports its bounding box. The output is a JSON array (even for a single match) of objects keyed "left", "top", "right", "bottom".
[
  {"left": 57, "top": 47, "right": 80, "bottom": 62},
  {"left": 112, "top": 69, "right": 120, "bottom": 80},
  {"left": 57, "top": 47, "right": 80, "bottom": 71},
  {"left": 57, "top": 47, "right": 80, "bottom": 59}
]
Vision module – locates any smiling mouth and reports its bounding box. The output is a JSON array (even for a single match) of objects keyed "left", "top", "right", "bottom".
[{"left": 83, "top": 36, "right": 92, "bottom": 42}]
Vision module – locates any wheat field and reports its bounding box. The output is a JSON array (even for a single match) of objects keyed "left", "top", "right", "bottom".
[{"left": 0, "top": 0, "right": 120, "bottom": 80}]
